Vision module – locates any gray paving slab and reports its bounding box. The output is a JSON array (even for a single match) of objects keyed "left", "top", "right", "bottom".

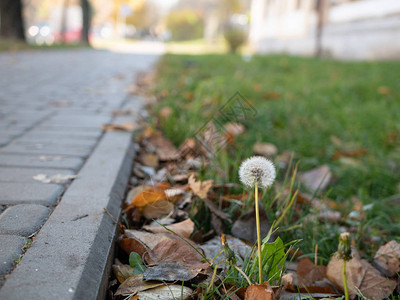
[
  {"left": 0, "top": 130, "right": 135, "bottom": 299},
  {"left": 0, "top": 235, "right": 26, "bottom": 276},
  {"left": 0, "top": 154, "right": 83, "bottom": 170},
  {"left": 27, "top": 129, "right": 103, "bottom": 139},
  {"left": 22, "top": 131, "right": 101, "bottom": 140},
  {"left": 0, "top": 143, "right": 93, "bottom": 157},
  {"left": 0, "top": 182, "right": 64, "bottom": 206},
  {"left": 0, "top": 138, "right": 11, "bottom": 147},
  {"left": 0, "top": 204, "right": 50, "bottom": 236},
  {"left": 0, "top": 167, "right": 74, "bottom": 183},
  {"left": 14, "top": 138, "right": 97, "bottom": 147}
]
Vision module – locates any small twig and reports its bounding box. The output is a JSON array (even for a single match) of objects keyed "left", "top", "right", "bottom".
[{"left": 103, "top": 208, "right": 126, "bottom": 230}]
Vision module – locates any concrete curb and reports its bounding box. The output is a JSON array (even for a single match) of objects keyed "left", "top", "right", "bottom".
[{"left": 0, "top": 103, "right": 139, "bottom": 299}]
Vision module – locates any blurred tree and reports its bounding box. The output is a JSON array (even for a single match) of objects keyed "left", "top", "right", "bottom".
[
  {"left": 81, "top": 0, "right": 91, "bottom": 44},
  {"left": 166, "top": 9, "right": 203, "bottom": 41},
  {"left": 0, "top": 0, "right": 26, "bottom": 41}
]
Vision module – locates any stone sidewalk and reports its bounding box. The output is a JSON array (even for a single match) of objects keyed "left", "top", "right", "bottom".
[{"left": 0, "top": 45, "right": 162, "bottom": 297}]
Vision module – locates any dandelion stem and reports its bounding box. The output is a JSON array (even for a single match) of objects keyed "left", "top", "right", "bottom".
[
  {"left": 254, "top": 182, "right": 262, "bottom": 284},
  {"left": 343, "top": 259, "right": 349, "bottom": 300}
]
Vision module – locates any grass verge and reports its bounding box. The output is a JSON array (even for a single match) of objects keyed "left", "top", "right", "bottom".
[{"left": 150, "top": 53, "right": 400, "bottom": 262}]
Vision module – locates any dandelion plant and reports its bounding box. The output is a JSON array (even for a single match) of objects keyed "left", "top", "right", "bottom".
[{"left": 239, "top": 156, "right": 276, "bottom": 284}]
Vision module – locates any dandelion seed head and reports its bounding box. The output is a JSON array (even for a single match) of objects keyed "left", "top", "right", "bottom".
[{"left": 239, "top": 156, "right": 276, "bottom": 188}]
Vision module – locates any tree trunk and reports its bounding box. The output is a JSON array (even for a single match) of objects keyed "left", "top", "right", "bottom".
[
  {"left": 0, "top": 0, "right": 25, "bottom": 41},
  {"left": 315, "top": 0, "right": 327, "bottom": 57},
  {"left": 81, "top": 0, "right": 91, "bottom": 44}
]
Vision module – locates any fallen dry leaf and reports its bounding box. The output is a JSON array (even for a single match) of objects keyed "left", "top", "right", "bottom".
[
  {"left": 143, "top": 218, "right": 194, "bottom": 239},
  {"left": 148, "top": 237, "right": 209, "bottom": 270},
  {"left": 159, "top": 106, "right": 173, "bottom": 120},
  {"left": 102, "top": 122, "right": 137, "bottom": 132},
  {"left": 144, "top": 261, "right": 202, "bottom": 282},
  {"left": 231, "top": 203, "right": 272, "bottom": 244},
  {"left": 115, "top": 274, "right": 164, "bottom": 296},
  {"left": 374, "top": 240, "right": 400, "bottom": 277},
  {"left": 125, "top": 185, "right": 152, "bottom": 206},
  {"left": 298, "top": 165, "right": 332, "bottom": 193},
  {"left": 136, "top": 284, "right": 192, "bottom": 299},
  {"left": 253, "top": 142, "right": 278, "bottom": 157},
  {"left": 142, "top": 199, "right": 174, "bottom": 219},
  {"left": 112, "top": 263, "right": 135, "bottom": 284},
  {"left": 130, "top": 188, "right": 166, "bottom": 208},
  {"left": 244, "top": 282, "right": 275, "bottom": 300},
  {"left": 378, "top": 85, "right": 392, "bottom": 96},
  {"left": 327, "top": 250, "right": 396, "bottom": 299},
  {"left": 188, "top": 174, "right": 213, "bottom": 199},
  {"left": 331, "top": 148, "right": 367, "bottom": 160},
  {"left": 224, "top": 122, "right": 245, "bottom": 136},
  {"left": 140, "top": 153, "right": 159, "bottom": 168},
  {"left": 297, "top": 257, "right": 327, "bottom": 287},
  {"left": 118, "top": 230, "right": 170, "bottom": 255}
]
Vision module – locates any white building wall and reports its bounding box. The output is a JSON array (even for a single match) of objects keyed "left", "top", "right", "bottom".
[{"left": 250, "top": 0, "right": 400, "bottom": 60}]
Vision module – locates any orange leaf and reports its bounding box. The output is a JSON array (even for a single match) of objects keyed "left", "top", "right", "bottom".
[
  {"left": 131, "top": 189, "right": 166, "bottom": 208},
  {"left": 245, "top": 282, "right": 275, "bottom": 300}
]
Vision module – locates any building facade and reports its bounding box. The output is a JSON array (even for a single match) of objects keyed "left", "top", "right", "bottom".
[{"left": 249, "top": 0, "right": 400, "bottom": 60}]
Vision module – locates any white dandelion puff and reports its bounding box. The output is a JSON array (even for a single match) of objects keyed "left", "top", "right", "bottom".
[{"left": 239, "top": 156, "right": 276, "bottom": 188}]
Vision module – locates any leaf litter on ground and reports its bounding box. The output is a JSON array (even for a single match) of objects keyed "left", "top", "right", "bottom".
[{"left": 110, "top": 119, "right": 399, "bottom": 299}]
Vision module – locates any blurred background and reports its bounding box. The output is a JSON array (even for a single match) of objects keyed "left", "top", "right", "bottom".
[{"left": 1, "top": 0, "right": 399, "bottom": 59}]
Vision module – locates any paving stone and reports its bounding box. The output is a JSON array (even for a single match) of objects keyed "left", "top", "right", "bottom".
[
  {"left": 0, "top": 143, "right": 93, "bottom": 157},
  {"left": 16, "top": 137, "right": 97, "bottom": 147},
  {"left": 0, "top": 138, "right": 12, "bottom": 147},
  {"left": 0, "top": 235, "right": 26, "bottom": 275},
  {"left": 0, "top": 154, "right": 83, "bottom": 170},
  {"left": 0, "top": 182, "right": 64, "bottom": 206},
  {"left": 0, "top": 204, "right": 50, "bottom": 236},
  {"left": 27, "top": 130, "right": 102, "bottom": 139},
  {"left": 0, "top": 167, "right": 75, "bottom": 183}
]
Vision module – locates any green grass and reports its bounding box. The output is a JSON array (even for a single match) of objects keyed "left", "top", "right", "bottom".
[
  {"left": 151, "top": 53, "right": 400, "bottom": 262},
  {"left": 0, "top": 38, "right": 89, "bottom": 52}
]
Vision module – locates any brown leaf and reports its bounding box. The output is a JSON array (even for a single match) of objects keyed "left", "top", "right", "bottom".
[
  {"left": 297, "top": 258, "right": 327, "bottom": 287},
  {"left": 374, "top": 240, "right": 400, "bottom": 277},
  {"left": 327, "top": 250, "right": 397, "bottom": 299},
  {"left": 331, "top": 148, "right": 367, "bottom": 160},
  {"left": 115, "top": 274, "right": 164, "bottom": 296},
  {"left": 144, "top": 261, "right": 202, "bottom": 282},
  {"left": 188, "top": 174, "right": 213, "bottom": 199},
  {"left": 112, "top": 263, "right": 135, "bottom": 284},
  {"left": 149, "top": 238, "right": 209, "bottom": 270},
  {"left": 159, "top": 106, "right": 173, "bottom": 120},
  {"left": 140, "top": 153, "right": 159, "bottom": 168},
  {"left": 101, "top": 122, "right": 137, "bottom": 132},
  {"left": 143, "top": 218, "right": 194, "bottom": 239},
  {"left": 231, "top": 202, "right": 272, "bottom": 244},
  {"left": 118, "top": 230, "right": 170, "bottom": 255},
  {"left": 224, "top": 122, "right": 245, "bottom": 136},
  {"left": 137, "top": 284, "right": 192, "bottom": 299},
  {"left": 298, "top": 165, "right": 332, "bottom": 193},
  {"left": 245, "top": 282, "right": 275, "bottom": 300},
  {"left": 263, "top": 91, "right": 281, "bottom": 100},
  {"left": 253, "top": 142, "right": 278, "bottom": 157},
  {"left": 378, "top": 85, "right": 391, "bottom": 96},
  {"left": 142, "top": 199, "right": 174, "bottom": 219}
]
